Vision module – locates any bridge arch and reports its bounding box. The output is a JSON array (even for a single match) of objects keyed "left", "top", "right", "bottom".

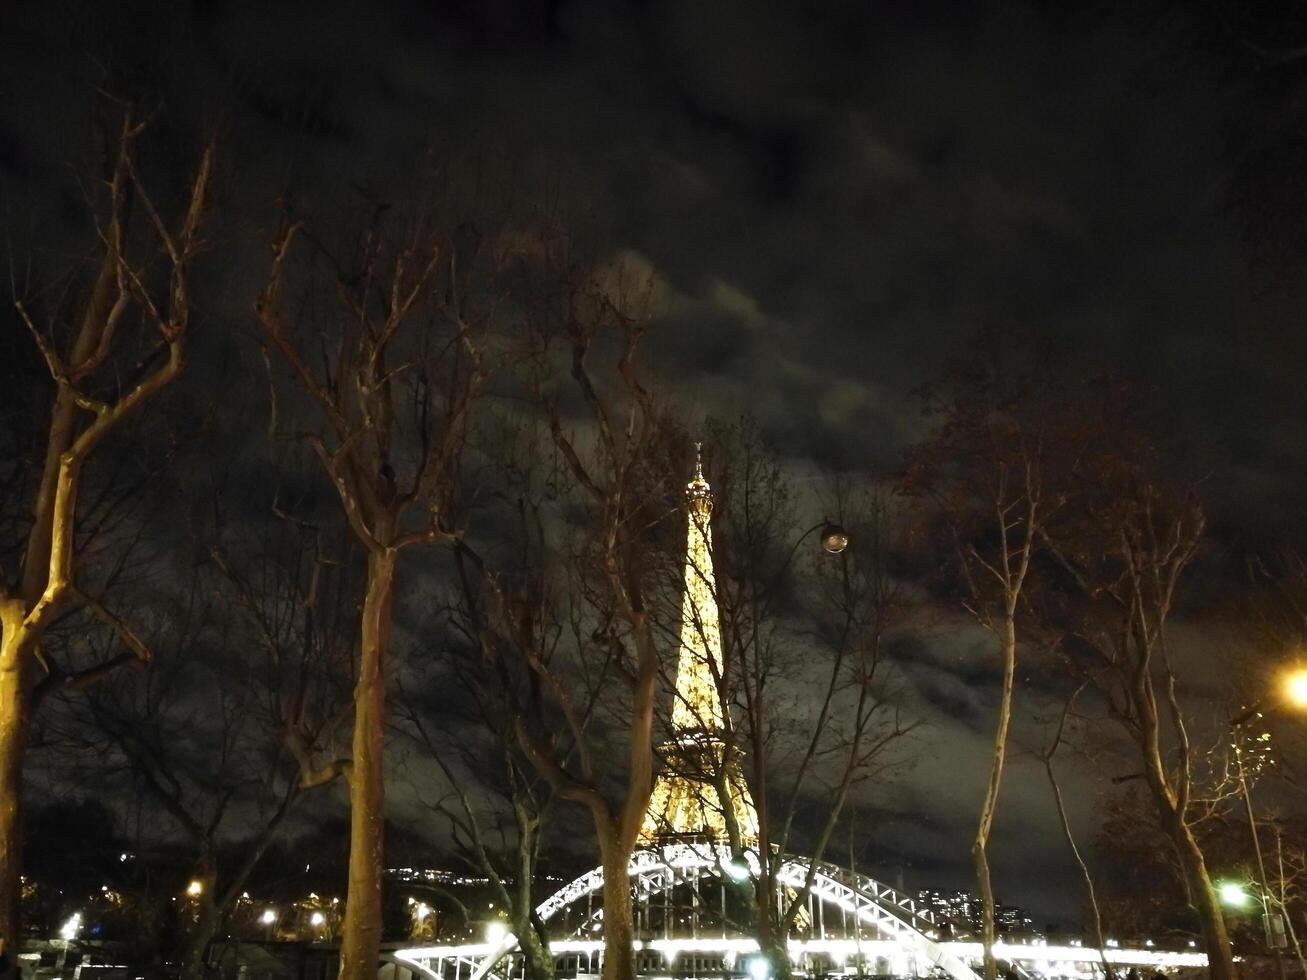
[{"left": 396, "top": 844, "right": 980, "bottom": 980}]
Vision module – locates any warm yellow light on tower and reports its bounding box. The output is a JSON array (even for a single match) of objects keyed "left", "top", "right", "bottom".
[
  {"left": 186, "top": 879, "right": 204, "bottom": 897},
  {"left": 1284, "top": 669, "right": 1307, "bottom": 710}
]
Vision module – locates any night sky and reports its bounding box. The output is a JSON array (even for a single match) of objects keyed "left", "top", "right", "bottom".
[{"left": 6, "top": 0, "right": 1307, "bottom": 925}]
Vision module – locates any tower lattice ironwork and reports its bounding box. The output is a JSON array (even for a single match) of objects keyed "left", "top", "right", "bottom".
[{"left": 638, "top": 444, "right": 759, "bottom": 846}]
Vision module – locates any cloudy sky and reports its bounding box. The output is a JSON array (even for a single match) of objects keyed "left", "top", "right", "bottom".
[{"left": 7, "top": 0, "right": 1307, "bottom": 925}]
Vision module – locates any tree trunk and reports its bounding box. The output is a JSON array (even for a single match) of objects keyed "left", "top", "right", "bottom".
[
  {"left": 513, "top": 812, "right": 553, "bottom": 980},
  {"left": 757, "top": 922, "right": 790, "bottom": 980},
  {"left": 0, "top": 603, "right": 31, "bottom": 980},
  {"left": 598, "top": 835, "right": 635, "bottom": 980},
  {"left": 973, "top": 613, "right": 1016, "bottom": 980},
  {"left": 972, "top": 843, "right": 998, "bottom": 980},
  {"left": 177, "top": 872, "right": 218, "bottom": 980},
  {"left": 518, "top": 927, "right": 555, "bottom": 980},
  {"left": 1163, "top": 810, "right": 1235, "bottom": 980},
  {"left": 1044, "top": 758, "right": 1111, "bottom": 979},
  {"left": 178, "top": 806, "right": 294, "bottom": 980},
  {"left": 338, "top": 549, "right": 396, "bottom": 980}
]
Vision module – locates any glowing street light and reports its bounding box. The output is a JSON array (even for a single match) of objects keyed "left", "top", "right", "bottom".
[
  {"left": 1284, "top": 668, "right": 1307, "bottom": 710},
  {"left": 820, "top": 523, "right": 849, "bottom": 555},
  {"left": 485, "top": 920, "right": 508, "bottom": 946},
  {"left": 1218, "top": 881, "right": 1251, "bottom": 909},
  {"left": 261, "top": 909, "right": 278, "bottom": 925},
  {"left": 746, "top": 956, "right": 771, "bottom": 980},
  {"left": 724, "top": 859, "right": 751, "bottom": 882},
  {"left": 186, "top": 879, "right": 204, "bottom": 898},
  {"left": 310, "top": 911, "right": 326, "bottom": 928},
  {"left": 59, "top": 912, "right": 82, "bottom": 941}
]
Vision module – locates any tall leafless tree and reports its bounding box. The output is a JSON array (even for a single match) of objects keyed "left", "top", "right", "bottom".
[
  {"left": 904, "top": 336, "right": 1064, "bottom": 980},
  {"left": 447, "top": 254, "right": 676, "bottom": 980},
  {"left": 0, "top": 111, "right": 212, "bottom": 968},
  {"left": 253, "top": 190, "right": 505, "bottom": 979},
  {"left": 1043, "top": 455, "right": 1235, "bottom": 980}
]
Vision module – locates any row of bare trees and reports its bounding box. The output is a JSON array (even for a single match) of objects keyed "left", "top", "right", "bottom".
[
  {"left": 7, "top": 105, "right": 1307, "bottom": 980},
  {"left": 902, "top": 338, "right": 1307, "bottom": 980}
]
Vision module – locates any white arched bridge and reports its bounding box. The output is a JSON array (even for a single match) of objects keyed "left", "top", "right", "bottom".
[{"left": 390, "top": 844, "right": 1206, "bottom": 980}]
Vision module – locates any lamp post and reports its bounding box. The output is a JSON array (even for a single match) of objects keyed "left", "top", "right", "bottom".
[
  {"left": 737, "top": 518, "right": 848, "bottom": 627},
  {"left": 1231, "top": 722, "right": 1286, "bottom": 980},
  {"left": 1229, "top": 666, "right": 1307, "bottom": 980}
]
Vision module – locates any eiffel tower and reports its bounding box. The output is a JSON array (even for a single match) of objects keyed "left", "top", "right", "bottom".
[{"left": 638, "top": 445, "right": 759, "bottom": 846}]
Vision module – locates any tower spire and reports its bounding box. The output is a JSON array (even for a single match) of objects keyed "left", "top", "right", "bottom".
[
  {"left": 639, "top": 445, "right": 759, "bottom": 846},
  {"left": 672, "top": 443, "right": 723, "bottom": 733}
]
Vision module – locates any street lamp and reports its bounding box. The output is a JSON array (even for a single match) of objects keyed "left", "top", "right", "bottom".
[
  {"left": 819, "top": 523, "right": 849, "bottom": 555},
  {"left": 1284, "top": 668, "right": 1307, "bottom": 710},
  {"left": 1228, "top": 668, "right": 1307, "bottom": 978},
  {"left": 260, "top": 907, "right": 278, "bottom": 941},
  {"left": 1218, "top": 881, "right": 1251, "bottom": 909},
  {"left": 723, "top": 858, "right": 751, "bottom": 882}
]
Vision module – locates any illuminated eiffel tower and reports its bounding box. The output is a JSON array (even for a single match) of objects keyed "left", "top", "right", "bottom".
[{"left": 638, "top": 445, "right": 760, "bottom": 846}]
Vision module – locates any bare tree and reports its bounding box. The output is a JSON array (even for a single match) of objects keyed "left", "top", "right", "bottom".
[
  {"left": 1037, "top": 685, "right": 1112, "bottom": 978},
  {"left": 401, "top": 657, "right": 557, "bottom": 980},
  {"left": 904, "top": 336, "right": 1063, "bottom": 980},
  {"left": 446, "top": 255, "right": 676, "bottom": 980},
  {"left": 45, "top": 508, "right": 355, "bottom": 980},
  {"left": 1045, "top": 465, "right": 1235, "bottom": 980},
  {"left": 253, "top": 192, "right": 501, "bottom": 980},
  {"left": 0, "top": 111, "right": 212, "bottom": 966},
  {"left": 696, "top": 425, "right": 917, "bottom": 978}
]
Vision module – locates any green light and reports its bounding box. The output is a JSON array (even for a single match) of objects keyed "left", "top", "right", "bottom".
[{"left": 1218, "top": 882, "right": 1251, "bottom": 908}]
